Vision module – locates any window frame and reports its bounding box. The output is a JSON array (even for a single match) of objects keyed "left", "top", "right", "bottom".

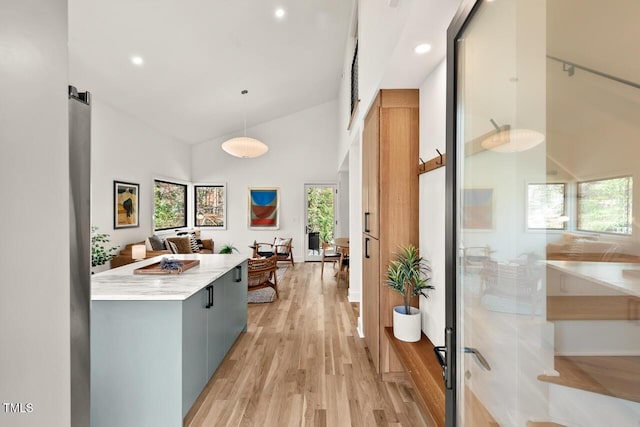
[
  {"left": 526, "top": 182, "right": 567, "bottom": 231},
  {"left": 153, "top": 179, "right": 188, "bottom": 231},
  {"left": 193, "top": 184, "right": 227, "bottom": 230},
  {"left": 576, "top": 175, "right": 633, "bottom": 236}
]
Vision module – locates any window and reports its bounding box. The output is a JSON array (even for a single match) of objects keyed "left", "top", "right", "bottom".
[
  {"left": 154, "top": 180, "right": 187, "bottom": 230},
  {"left": 577, "top": 176, "right": 633, "bottom": 235},
  {"left": 527, "top": 183, "right": 566, "bottom": 230},
  {"left": 350, "top": 41, "right": 358, "bottom": 117},
  {"left": 194, "top": 185, "right": 226, "bottom": 228}
]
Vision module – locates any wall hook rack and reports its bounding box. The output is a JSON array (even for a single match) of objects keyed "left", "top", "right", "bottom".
[{"left": 418, "top": 149, "right": 446, "bottom": 175}]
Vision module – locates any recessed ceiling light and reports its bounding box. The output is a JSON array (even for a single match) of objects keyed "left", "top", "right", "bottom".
[
  {"left": 275, "top": 8, "right": 285, "bottom": 18},
  {"left": 131, "top": 56, "right": 144, "bottom": 66},
  {"left": 414, "top": 44, "right": 432, "bottom": 54}
]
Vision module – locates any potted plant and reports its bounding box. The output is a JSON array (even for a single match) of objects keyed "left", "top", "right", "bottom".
[
  {"left": 91, "top": 226, "right": 119, "bottom": 272},
  {"left": 386, "top": 245, "right": 433, "bottom": 342},
  {"left": 219, "top": 243, "right": 238, "bottom": 254}
]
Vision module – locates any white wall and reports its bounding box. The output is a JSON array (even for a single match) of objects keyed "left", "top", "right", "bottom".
[
  {"left": 0, "top": 1, "right": 70, "bottom": 425},
  {"left": 337, "top": 169, "right": 350, "bottom": 238},
  {"left": 348, "top": 135, "right": 363, "bottom": 305},
  {"left": 191, "top": 100, "right": 339, "bottom": 260},
  {"left": 90, "top": 100, "right": 191, "bottom": 267},
  {"left": 418, "top": 60, "right": 447, "bottom": 345}
]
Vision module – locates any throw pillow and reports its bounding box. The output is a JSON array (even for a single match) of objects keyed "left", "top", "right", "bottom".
[
  {"left": 149, "top": 235, "right": 166, "bottom": 251},
  {"left": 188, "top": 234, "right": 200, "bottom": 253},
  {"left": 144, "top": 238, "right": 153, "bottom": 252},
  {"left": 274, "top": 237, "right": 291, "bottom": 255},
  {"left": 165, "top": 236, "right": 193, "bottom": 254},
  {"left": 167, "top": 241, "right": 179, "bottom": 254},
  {"left": 177, "top": 231, "right": 200, "bottom": 253}
]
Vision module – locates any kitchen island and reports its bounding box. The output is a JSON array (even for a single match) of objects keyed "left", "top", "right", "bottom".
[{"left": 91, "top": 254, "right": 248, "bottom": 427}]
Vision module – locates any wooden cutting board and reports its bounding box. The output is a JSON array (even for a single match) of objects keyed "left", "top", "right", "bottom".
[{"left": 134, "top": 259, "right": 200, "bottom": 275}]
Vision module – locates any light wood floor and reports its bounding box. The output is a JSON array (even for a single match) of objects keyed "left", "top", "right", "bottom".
[{"left": 185, "top": 262, "right": 428, "bottom": 427}]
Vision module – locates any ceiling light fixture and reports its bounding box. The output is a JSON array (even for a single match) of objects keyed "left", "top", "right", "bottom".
[
  {"left": 131, "top": 56, "right": 144, "bottom": 66},
  {"left": 275, "top": 8, "right": 285, "bottom": 18},
  {"left": 221, "top": 90, "right": 269, "bottom": 158},
  {"left": 414, "top": 43, "right": 432, "bottom": 54},
  {"left": 481, "top": 119, "right": 545, "bottom": 153}
]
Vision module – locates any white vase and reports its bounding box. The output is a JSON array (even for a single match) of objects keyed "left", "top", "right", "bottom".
[{"left": 393, "top": 306, "right": 422, "bottom": 342}]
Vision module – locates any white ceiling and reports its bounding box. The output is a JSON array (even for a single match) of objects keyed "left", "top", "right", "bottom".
[
  {"left": 69, "top": 0, "right": 355, "bottom": 144},
  {"left": 382, "top": 0, "right": 460, "bottom": 88}
]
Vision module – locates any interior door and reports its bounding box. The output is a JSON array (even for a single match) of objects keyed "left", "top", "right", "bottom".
[
  {"left": 304, "top": 184, "right": 337, "bottom": 261},
  {"left": 446, "top": 0, "right": 640, "bottom": 426}
]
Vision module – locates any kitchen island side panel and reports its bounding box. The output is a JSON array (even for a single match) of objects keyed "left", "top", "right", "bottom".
[{"left": 91, "top": 300, "right": 183, "bottom": 427}]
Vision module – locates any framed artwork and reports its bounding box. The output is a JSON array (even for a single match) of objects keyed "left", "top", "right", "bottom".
[
  {"left": 194, "top": 184, "right": 226, "bottom": 229},
  {"left": 462, "top": 188, "right": 493, "bottom": 230},
  {"left": 114, "top": 181, "right": 140, "bottom": 229},
  {"left": 248, "top": 187, "right": 280, "bottom": 229}
]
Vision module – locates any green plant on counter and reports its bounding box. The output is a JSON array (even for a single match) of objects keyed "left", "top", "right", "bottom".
[
  {"left": 386, "top": 245, "right": 433, "bottom": 315},
  {"left": 91, "top": 226, "right": 119, "bottom": 267},
  {"left": 219, "top": 243, "right": 238, "bottom": 254}
]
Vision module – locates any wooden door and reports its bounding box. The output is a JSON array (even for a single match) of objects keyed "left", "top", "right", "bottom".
[{"left": 363, "top": 235, "right": 380, "bottom": 372}]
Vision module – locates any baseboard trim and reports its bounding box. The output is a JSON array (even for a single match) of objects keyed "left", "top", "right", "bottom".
[{"left": 348, "top": 290, "right": 361, "bottom": 302}]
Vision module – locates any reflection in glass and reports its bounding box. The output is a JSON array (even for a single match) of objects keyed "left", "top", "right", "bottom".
[{"left": 455, "top": 0, "right": 640, "bottom": 425}]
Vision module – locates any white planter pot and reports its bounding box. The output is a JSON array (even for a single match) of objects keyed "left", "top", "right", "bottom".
[{"left": 393, "top": 306, "right": 421, "bottom": 342}]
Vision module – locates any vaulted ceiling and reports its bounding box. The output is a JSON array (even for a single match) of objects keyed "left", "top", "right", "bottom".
[{"left": 70, "top": 0, "right": 355, "bottom": 144}]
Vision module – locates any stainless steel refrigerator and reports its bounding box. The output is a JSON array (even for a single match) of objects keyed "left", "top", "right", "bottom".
[{"left": 68, "top": 85, "right": 91, "bottom": 427}]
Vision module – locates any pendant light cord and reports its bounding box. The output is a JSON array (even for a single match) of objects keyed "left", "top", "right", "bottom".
[{"left": 242, "top": 89, "right": 248, "bottom": 137}]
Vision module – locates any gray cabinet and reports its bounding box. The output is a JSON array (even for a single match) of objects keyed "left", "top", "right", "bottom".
[
  {"left": 182, "top": 286, "right": 209, "bottom": 415},
  {"left": 226, "top": 265, "right": 248, "bottom": 347},
  {"left": 91, "top": 260, "right": 248, "bottom": 427},
  {"left": 207, "top": 281, "right": 227, "bottom": 378}
]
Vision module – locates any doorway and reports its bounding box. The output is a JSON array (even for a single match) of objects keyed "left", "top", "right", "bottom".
[{"left": 304, "top": 184, "right": 337, "bottom": 261}]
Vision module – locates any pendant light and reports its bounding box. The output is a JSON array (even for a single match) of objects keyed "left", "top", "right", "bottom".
[
  {"left": 481, "top": 119, "right": 545, "bottom": 153},
  {"left": 221, "top": 90, "right": 269, "bottom": 158}
]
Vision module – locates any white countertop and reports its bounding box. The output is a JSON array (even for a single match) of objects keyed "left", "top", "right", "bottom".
[
  {"left": 91, "top": 254, "right": 248, "bottom": 301},
  {"left": 546, "top": 260, "right": 640, "bottom": 297}
]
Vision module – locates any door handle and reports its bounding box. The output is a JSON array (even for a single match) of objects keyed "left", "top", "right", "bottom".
[
  {"left": 365, "top": 238, "right": 370, "bottom": 258},
  {"left": 464, "top": 347, "right": 491, "bottom": 371},
  {"left": 235, "top": 265, "right": 242, "bottom": 282},
  {"left": 434, "top": 327, "right": 454, "bottom": 389},
  {"left": 364, "top": 212, "right": 370, "bottom": 232}
]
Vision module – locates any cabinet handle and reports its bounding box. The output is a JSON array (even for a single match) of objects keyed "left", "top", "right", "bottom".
[
  {"left": 365, "top": 238, "right": 370, "bottom": 259},
  {"left": 364, "top": 212, "right": 370, "bottom": 232},
  {"left": 235, "top": 265, "right": 242, "bottom": 282},
  {"left": 205, "top": 285, "right": 213, "bottom": 309}
]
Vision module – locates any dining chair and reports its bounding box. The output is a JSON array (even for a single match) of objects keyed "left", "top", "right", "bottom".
[
  {"left": 336, "top": 247, "right": 350, "bottom": 287},
  {"left": 320, "top": 242, "right": 341, "bottom": 278}
]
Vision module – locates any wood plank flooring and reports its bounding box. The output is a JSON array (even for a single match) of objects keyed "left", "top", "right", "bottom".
[{"left": 185, "top": 262, "right": 429, "bottom": 427}]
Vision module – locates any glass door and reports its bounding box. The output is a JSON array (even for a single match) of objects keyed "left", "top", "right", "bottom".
[
  {"left": 447, "top": 0, "right": 640, "bottom": 425},
  {"left": 304, "top": 184, "right": 337, "bottom": 261}
]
